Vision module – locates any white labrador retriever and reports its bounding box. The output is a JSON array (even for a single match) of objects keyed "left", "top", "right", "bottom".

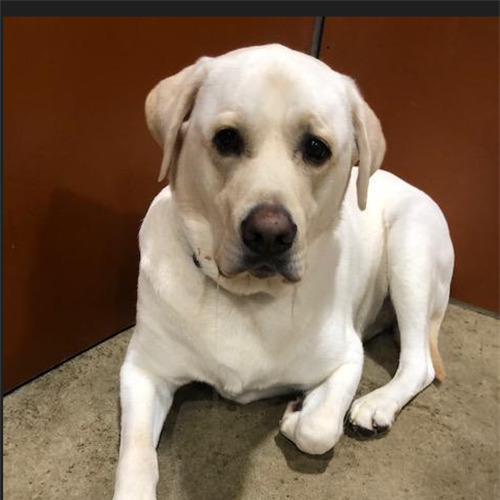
[{"left": 113, "top": 44, "right": 454, "bottom": 499}]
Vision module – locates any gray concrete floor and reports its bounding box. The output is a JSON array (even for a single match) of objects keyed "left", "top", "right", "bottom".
[{"left": 4, "top": 303, "right": 500, "bottom": 500}]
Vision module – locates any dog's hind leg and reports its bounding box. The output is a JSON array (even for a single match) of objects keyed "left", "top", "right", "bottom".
[{"left": 347, "top": 198, "right": 453, "bottom": 436}]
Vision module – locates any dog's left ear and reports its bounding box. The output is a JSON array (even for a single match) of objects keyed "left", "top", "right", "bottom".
[
  {"left": 145, "top": 57, "right": 210, "bottom": 184},
  {"left": 346, "top": 79, "right": 386, "bottom": 210}
]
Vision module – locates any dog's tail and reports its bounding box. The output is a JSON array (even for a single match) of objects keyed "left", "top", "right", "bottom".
[{"left": 429, "top": 314, "right": 446, "bottom": 383}]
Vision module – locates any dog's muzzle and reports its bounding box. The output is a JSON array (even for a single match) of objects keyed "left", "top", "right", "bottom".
[{"left": 240, "top": 204, "right": 298, "bottom": 280}]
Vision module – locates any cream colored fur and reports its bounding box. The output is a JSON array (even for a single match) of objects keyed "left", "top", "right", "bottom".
[{"left": 113, "top": 45, "right": 454, "bottom": 500}]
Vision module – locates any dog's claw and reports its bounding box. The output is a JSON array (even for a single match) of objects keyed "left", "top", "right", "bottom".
[{"left": 345, "top": 417, "right": 390, "bottom": 439}]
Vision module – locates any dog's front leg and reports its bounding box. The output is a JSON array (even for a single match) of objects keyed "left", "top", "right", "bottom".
[
  {"left": 113, "top": 361, "right": 176, "bottom": 500},
  {"left": 280, "top": 335, "right": 363, "bottom": 455}
]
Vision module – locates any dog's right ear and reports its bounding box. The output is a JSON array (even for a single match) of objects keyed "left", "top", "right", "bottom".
[{"left": 145, "top": 57, "right": 210, "bottom": 183}]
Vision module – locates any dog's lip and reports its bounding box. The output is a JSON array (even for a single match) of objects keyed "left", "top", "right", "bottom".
[
  {"left": 218, "top": 261, "right": 301, "bottom": 284},
  {"left": 249, "top": 264, "right": 276, "bottom": 279},
  {"left": 217, "top": 264, "right": 238, "bottom": 279},
  {"left": 218, "top": 263, "right": 273, "bottom": 280}
]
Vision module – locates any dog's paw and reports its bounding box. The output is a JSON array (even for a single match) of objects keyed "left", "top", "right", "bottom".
[
  {"left": 112, "top": 448, "right": 158, "bottom": 500},
  {"left": 113, "top": 478, "right": 157, "bottom": 500},
  {"left": 112, "top": 484, "right": 156, "bottom": 500},
  {"left": 113, "top": 494, "right": 156, "bottom": 500},
  {"left": 346, "top": 389, "right": 400, "bottom": 438},
  {"left": 279, "top": 399, "right": 342, "bottom": 455}
]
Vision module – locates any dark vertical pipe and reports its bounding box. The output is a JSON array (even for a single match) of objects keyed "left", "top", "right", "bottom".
[{"left": 310, "top": 17, "right": 325, "bottom": 58}]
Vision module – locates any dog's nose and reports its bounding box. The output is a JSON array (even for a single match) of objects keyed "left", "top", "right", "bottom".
[{"left": 241, "top": 204, "right": 297, "bottom": 256}]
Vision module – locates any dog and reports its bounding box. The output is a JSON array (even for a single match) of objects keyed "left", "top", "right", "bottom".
[{"left": 112, "top": 44, "right": 454, "bottom": 500}]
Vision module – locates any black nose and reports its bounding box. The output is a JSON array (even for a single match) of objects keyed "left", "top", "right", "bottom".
[{"left": 241, "top": 204, "right": 297, "bottom": 256}]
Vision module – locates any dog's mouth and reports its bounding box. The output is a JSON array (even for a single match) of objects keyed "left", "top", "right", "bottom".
[
  {"left": 248, "top": 262, "right": 300, "bottom": 283},
  {"left": 218, "top": 256, "right": 301, "bottom": 283},
  {"left": 249, "top": 263, "right": 277, "bottom": 279}
]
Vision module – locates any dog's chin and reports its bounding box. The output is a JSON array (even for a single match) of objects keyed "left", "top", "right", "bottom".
[{"left": 206, "top": 261, "right": 299, "bottom": 297}]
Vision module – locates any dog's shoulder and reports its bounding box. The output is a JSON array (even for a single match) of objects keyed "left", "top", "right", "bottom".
[
  {"left": 138, "top": 187, "right": 190, "bottom": 279},
  {"left": 137, "top": 187, "right": 207, "bottom": 307},
  {"left": 139, "top": 186, "right": 176, "bottom": 254},
  {"left": 346, "top": 168, "right": 437, "bottom": 215}
]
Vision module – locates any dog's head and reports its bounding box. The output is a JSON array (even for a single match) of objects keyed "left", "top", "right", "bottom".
[{"left": 146, "top": 44, "right": 385, "bottom": 296}]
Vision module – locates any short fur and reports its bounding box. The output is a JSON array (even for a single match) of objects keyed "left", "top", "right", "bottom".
[{"left": 113, "top": 45, "right": 454, "bottom": 500}]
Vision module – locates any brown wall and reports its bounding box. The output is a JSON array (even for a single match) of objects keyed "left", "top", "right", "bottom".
[
  {"left": 320, "top": 17, "right": 499, "bottom": 312},
  {"left": 4, "top": 17, "right": 499, "bottom": 393},
  {"left": 3, "top": 17, "right": 315, "bottom": 393}
]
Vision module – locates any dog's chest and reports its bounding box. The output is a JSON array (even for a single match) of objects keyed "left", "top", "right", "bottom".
[{"left": 182, "top": 290, "right": 341, "bottom": 399}]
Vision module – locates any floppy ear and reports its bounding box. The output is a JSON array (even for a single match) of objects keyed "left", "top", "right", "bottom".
[
  {"left": 145, "top": 58, "right": 209, "bottom": 183},
  {"left": 347, "top": 80, "right": 386, "bottom": 210}
]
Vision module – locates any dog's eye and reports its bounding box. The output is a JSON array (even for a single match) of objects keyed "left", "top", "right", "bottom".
[
  {"left": 302, "top": 135, "right": 331, "bottom": 166},
  {"left": 213, "top": 128, "right": 244, "bottom": 156}
]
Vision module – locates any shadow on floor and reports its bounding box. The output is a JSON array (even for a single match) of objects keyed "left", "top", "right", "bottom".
[
  {"left": 363, "top": 329, "right": 400, "bottom": 378},
  {"left": 152, "top": 330, "right": 404, "bottom": 500},
  {"left": 157, "top": 382, "right": 336, "bottom": 500}
]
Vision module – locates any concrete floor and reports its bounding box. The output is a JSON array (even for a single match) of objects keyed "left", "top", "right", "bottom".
[{"left": 4, "top": 303, "right": 499, "bottom": 500}]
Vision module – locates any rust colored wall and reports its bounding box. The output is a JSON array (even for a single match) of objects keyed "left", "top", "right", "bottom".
[
  {"left": 320, "top": 17, "right": 499, "bottom": 312},
  {"left": 3, "top": 17, "right": 315, "bottom": 393}
]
